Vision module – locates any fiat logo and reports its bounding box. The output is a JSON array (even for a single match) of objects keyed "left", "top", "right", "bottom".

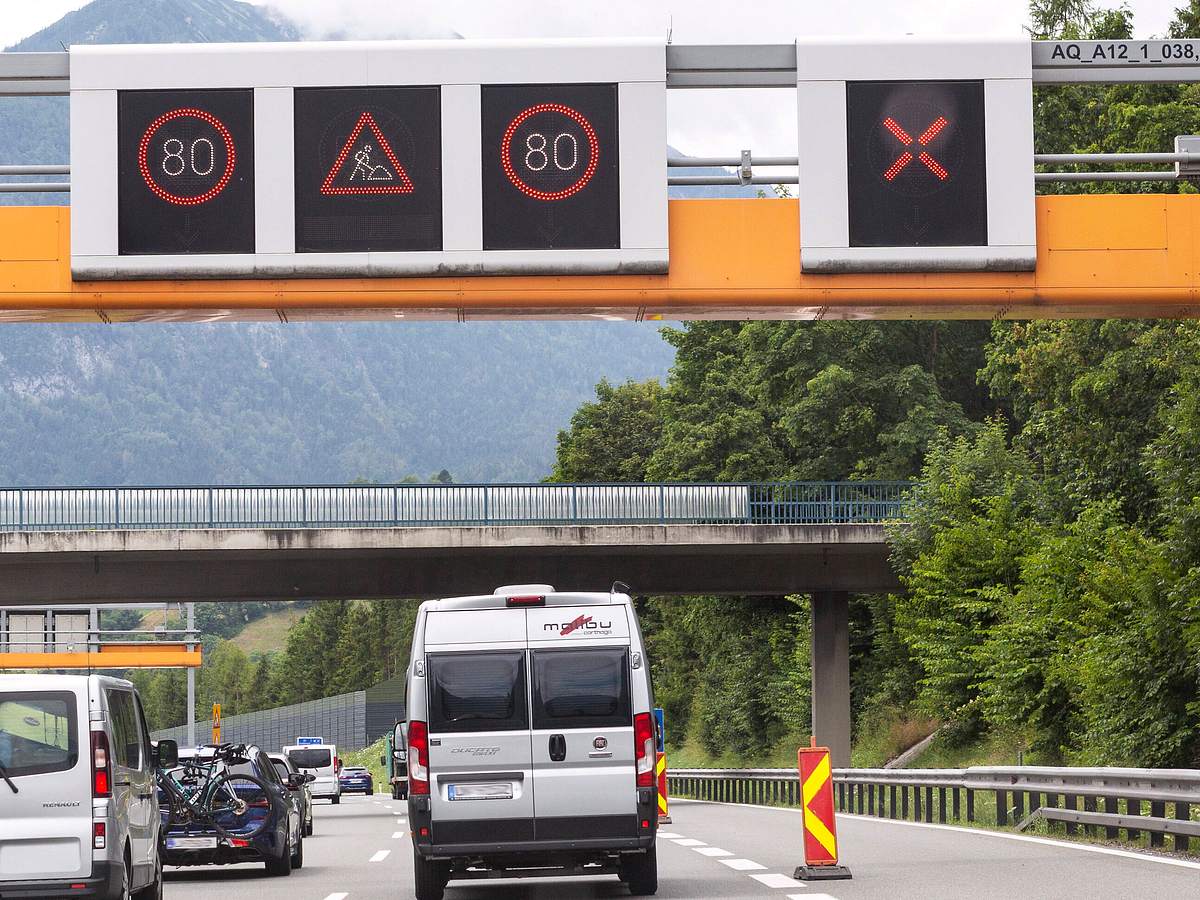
[{"left": 593, "top": 737, "right": 608, "bottom": 751}]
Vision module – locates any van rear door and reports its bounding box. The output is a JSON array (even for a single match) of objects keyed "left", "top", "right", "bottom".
[
  {"left": 526, "top": 605, "right": 637, "bottom": 841},
  {"left": 0, "top": 687, "right": 91, "bottom": 882},
  {"left": 424, "top": 610, "right": 535, "bottom": 844}
]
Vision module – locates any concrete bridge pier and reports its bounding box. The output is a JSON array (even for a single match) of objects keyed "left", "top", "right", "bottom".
[{"left": 812, "top": 590, "right": 852, "bottom": 768}]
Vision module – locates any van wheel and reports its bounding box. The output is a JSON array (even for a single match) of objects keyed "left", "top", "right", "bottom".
[
  {"left": 332, "top": 795, "right": 341, "bottom": 805},
  {"left": 622, "top": 845, "right": 658, "bottom": 896},
  {"left": 265, "top": 834, "right": 293, "bottom": 877},
  {"left": 305, "top": 816, "right": 314, "bottom": 837},
  {"left": 113, "top": 852, "right": 131, "bottom": 900},
  {"left": 291, "top": 832, "right": 304, "bottom": 869},
  {"left": 413, "top": 848, "right": 449, "bottom": 900},
  {"left": 131, "top": 857, "right": 162, "bottom": 900},
  {"left": 392, "top": 784, "right": 402, "bottom": 801}
]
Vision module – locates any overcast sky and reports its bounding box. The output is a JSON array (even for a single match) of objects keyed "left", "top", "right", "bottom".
[{"left": 1, "top": 0, "right": 1189, "bottom": 155}]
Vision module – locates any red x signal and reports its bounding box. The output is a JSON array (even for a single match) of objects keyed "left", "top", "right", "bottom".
[{"left": 882, "top": 115, "right": 950, "bottom": 182}]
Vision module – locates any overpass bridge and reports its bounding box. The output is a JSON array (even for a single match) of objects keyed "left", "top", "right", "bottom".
[{"left": 0, "top": 480, "right": 909, "bottom": 764}]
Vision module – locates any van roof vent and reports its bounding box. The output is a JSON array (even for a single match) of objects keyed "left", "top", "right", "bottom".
[{"left": 493, "top": 584, "right": 556, "bottom": 596}]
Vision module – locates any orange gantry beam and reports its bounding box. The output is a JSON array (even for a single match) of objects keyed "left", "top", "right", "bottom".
[
  {"left": 1, "top": 196, "right": 1198, "bottom": 321},
  {"left": 0, "top": 643, "right": 202, "bottom": 669}
]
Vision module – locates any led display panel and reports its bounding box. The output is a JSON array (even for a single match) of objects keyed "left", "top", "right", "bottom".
[
  {"left": 294, "top": 87, "right": 442, "bottom": 253},
  {"left": 846, "top": 80, "right": 987, "bottom": 248},
  {"left": 117, "top": 89, "right": 255, "bottom": 255},
  {"left": 481, "top": 83, "right": 620, "bottom": 251}
]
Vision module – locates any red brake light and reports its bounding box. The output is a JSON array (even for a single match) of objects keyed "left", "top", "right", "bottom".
[
  {"left": 634, "top": 713, "right": 654, "bottom": 788},
  {"left": 505, "top": 595, "right": 545, "bottom": 607},
  {"left": 408, "top": 721, "right": 430, "bottom": 795},
  {"left": 91, "top": 731, "right": 111, "bottom": 798}
]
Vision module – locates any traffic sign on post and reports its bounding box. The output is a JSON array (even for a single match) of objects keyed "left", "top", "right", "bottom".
[
  {"left": 796, "top": 37, "right": 1035, "bottom": 273},
  {"left": 69, "top": 39, "right": 667, "bottom": 281},
  {"left": 211, "top": 703, "right": 221, "bottom": 744}
]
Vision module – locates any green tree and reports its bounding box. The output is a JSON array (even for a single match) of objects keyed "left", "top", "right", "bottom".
[{"left": 549, "top": 378, "right": 664, "bottom": 482}]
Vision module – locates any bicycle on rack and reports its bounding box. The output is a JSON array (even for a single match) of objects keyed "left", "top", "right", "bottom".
[{"left": 155, "top": 742, "right": 276, "bottom": 840}]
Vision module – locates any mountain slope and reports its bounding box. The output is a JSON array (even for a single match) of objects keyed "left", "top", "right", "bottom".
[{"left": 0, "top": 321, "right": 672, "bottom": 484}]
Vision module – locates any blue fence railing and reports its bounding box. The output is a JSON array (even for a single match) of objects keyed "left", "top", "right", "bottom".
[{"left": 0, "top": 482, "right": 915, "bottom": 532}]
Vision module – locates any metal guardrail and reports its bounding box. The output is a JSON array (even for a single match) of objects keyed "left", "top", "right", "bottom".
[
  {"left": 668, "top": 766, "right": 1200, "bottom": 853},
  {"left": 0, "top": 481, "right": 914, "bottom": 532}
]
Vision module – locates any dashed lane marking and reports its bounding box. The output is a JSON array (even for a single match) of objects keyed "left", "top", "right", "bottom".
[
  {"left": 692, "top": 847, "right": 733, "bottom": 857},
  {"left": 656, "top": 831, "right": 683, "bottom": 839},
  {"left": 323, "top": 894, "right": 349, "bottom": 900},
  {"left": 718, "top": 858, "right": 767, "bottom": 871},
  {"left": 397, "top": 818, "right": 406, "bottom": 825},
  {"left": 369, "top": 850, "right": 390, "bottom": 862},
  {"left": 788, "top": 895, "right": 839, "bottom": 900},
  {"left": 392, "top": 831, "right": 404, "bottom": 839},
  {"left": 671, "top": 838, "right": 707, "bottom": 846},
  {"left": 750, "top": 873, "right": 807, "bottom": 888}
]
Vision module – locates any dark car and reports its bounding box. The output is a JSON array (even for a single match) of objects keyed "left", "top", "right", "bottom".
[
  {"left": 270, "top": 752, "right": 315, "bottom": 837},
  {"left": 338, "top": 765, "right": 374, "bottom": 795},
  {"left": 160, "top": 745, "right": 305, "bottom": 876}
]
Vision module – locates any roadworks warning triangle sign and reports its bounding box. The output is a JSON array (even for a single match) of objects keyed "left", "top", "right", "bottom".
[{"left": 320, "top": 111, "right": 415, "bottom": 196}]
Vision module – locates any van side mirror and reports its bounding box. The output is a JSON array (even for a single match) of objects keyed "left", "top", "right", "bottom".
[{"left": 154, "top": 739, "right": 179, "bottom": 769}]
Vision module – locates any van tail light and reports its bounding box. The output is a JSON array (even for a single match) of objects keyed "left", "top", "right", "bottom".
[
  {"left": 408, "top": 721, "right": 430, "bottom": 795},
  {"left": 91, "top": 731, "right": 111, "bottom": 798},
  {"left": 634, "top": 713, "right": 655, "bottom": 788},
  {"left": 505, "top": 595, "right": 545, "bottom": 607},
  {"left": 92, "top": 822, "right": 106, "bottom": 850}
]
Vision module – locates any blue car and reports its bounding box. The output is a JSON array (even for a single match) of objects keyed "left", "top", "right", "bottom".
[
  {"left": 338, "top": 765, "right": 374, "bottom": 795},
  {"left": 159, "top": 744, "right": 305, "bottom": 876}
]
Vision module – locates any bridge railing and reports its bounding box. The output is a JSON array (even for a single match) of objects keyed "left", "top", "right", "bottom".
[
  {"left": 668, "top": 766, "right": 1200, "bottom": 853},
  {"left": 0, "top": 481, "right": 914, "bottom": 532}
]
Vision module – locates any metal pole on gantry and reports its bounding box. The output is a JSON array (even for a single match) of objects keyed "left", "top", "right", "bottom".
[{"left": 186, "top": 601, "right": 196, "bottom": 747}]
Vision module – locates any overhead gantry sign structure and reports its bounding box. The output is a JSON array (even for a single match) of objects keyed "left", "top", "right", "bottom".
[{"left": 2, "top": 36, "right": 1200, "bottom": 321}]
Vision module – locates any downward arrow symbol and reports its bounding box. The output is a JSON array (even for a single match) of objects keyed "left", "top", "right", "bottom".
[{"left": 179, "top": 213, "right": 202, "bottom": 250}]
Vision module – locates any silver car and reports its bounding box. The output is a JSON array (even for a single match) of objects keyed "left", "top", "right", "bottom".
[
  {"left": 406, "top": 584, "right": 659, "bottom": 900},
  {"left": 0, "top": 673, "right": 174, "bottom": 899},
  {"left": 269, "top": 752, "right": 314, "bottom": 836}
]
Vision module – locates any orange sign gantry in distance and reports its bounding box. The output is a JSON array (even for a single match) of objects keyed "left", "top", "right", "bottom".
[{"left": 2, "top": 196, "right": 1199, "bottom": 322}]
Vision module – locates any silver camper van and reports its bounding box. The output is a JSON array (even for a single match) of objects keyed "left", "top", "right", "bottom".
[
  {"left": 0, "top": 673, "right": 176, "bottom": 899},
  {"left": 406, "top": 584, "right": 659, "bottom": 900}
]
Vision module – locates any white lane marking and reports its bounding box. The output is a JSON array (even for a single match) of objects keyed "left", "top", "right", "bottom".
[
  {"left": 397, "top": 818, "right": 407, "bottom": 825},
  {"left": 751, "top": 873, "right": 806, "bottom": 888},
  {"left": 323, "top": 894, "right": 349, "bottom": 900},
  {"left": 693, "top": 847, "right": 733, "bottom": 857},
  {"left": 392, "top": 831, "right": 404, "bottom": 839},
  {"left": 671, "top": 798, "right": 1200, "bottom": 874},
  {"left": 656, "top": 831, "right": 683, "bottom": 839},
  {"left": 369, "top": 850, "right": 390, "bottom": 862},
  {"left": 672, "top": 838, "right": 707, "bottom": 846},
  {"left": 719, "top": 858, "right": 767, "bottom": 871},
  {"left": 788, "top": 895, "right": 838, "bottom": 900}
]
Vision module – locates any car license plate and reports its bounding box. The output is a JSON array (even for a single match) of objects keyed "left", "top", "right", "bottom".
[
  {"left": 448, "top": 782, "right": 513, "bottom": 801},
  {"left": 166, "top": 836, "right": 218, "bottom": 850}
]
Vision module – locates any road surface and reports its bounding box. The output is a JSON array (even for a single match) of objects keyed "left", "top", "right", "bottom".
[{"left": 164, "top": 794, "right": 1200, "bottom": 899}]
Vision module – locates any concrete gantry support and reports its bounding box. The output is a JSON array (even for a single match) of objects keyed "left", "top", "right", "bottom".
[{"left": 812, "top": 590, "right": 851, "bottom": 768}]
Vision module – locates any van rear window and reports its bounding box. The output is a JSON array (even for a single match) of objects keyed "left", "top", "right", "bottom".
[
  {"left": 428, "top": 652, "right": 528, "bottom": 734},
  {"left": 532, "top": 649, "right": 631, "bottom": 730},
  {"left": 288, "top": 749, "right": 332, "bottom": 769},
  {"left": 0, "top": 691, "right": 78, "bottom": 778}
]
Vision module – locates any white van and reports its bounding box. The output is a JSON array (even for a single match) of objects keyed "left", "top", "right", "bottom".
[
  {"left": 406, "top": 584, "right": 659, "bottom": 900},
  {"left": 0, "top": 673, "right": 176, "bottom": 899},
  {"left": 283, "top": 742, "right": 341, "bottom": 804}
]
